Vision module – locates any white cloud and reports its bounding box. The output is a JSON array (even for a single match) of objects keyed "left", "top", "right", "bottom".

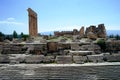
[
  {"left": 0, "top": 17, "right": 25, "bottom": 26},
  {"left": 39, "top": 25, "right": 84, "bottom": 32},
  {"left": 0, "top": 17, "right": 28, "bottom": 34},
  {"left": 7, "top": 17, "right": 15, "bottom": 21}
]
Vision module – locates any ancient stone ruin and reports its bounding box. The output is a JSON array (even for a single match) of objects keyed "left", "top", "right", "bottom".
[
  {"left": 54, "top": 24, "right": 107, "bottom": 39},
  {"left": 28, "top": 8, "right": 38, "bottom": 37},
  {"left": 79, "top": 26, "right": 84, "bottom": 38},
  {"left": 85, "top": 24, "right": 107, "bottom": 39},
  {"left": 0, "top": 8, "right": 119, "bottom": 65}
]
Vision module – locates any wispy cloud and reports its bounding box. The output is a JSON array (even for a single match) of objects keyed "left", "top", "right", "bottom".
[
  {"left": 40, "top": 25, "right": 84, "bottom": 32},
  {"left": 0, "top": 17, "right": 28, "bottom": 34},
  {"left": 0, "top": 17, "right": 25, "bottom": 26},
  {"left": 7, "top": 17, "right": 15, "bottom": 21},
  {"left": 54, "top": 25, "right": 81, "bottom": 31}
]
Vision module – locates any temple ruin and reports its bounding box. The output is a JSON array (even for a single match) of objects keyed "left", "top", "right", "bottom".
[
  {"left": 54, "top": 24, "right": 107, "bottom": 39},
  {"left": 27, "top": 8, "right": 38, "bottom": 37}
]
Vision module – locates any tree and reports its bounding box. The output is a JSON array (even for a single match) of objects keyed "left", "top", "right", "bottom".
[
  {"left": 0, "top": 32, "right": 4, "bottom": 37},
  {"left": 20, "top": 32, "right": 24, "bottom": 38},
  {"left": 109, "top": 34, "right": 120, "bottom": 40},
  {"left": 0, "top": 32, "right": 5, "bottom": 41},
  {"left": 115, "top": 34, "right": 120, "bottom": 40},
  {"left": 13, "top": 30, "right": 18, "bottom": 38},
  {"left": 109, "top": 34, "right": 114, "bottom": 38},
  {"left": 97, "top": 39, "right": 106, "bottom": 52},
  {"left": 22, "top": 34, "right": 29, "bottom": 41},
  {"left": 5, "top": 35, "right": 12, "bottom": 41},
  {"left": 20, "top": 32, "right": 29, "bottom": 41}
]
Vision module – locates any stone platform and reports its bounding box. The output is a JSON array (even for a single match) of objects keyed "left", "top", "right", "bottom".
[{"left": 0, "top": 63, "right": 120, "bottom": 80}]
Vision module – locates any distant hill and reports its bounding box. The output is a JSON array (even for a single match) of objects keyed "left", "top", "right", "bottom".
[
  {"left": 107, "top": 30, "right": 120, "bottom": 35},
  {"left": 40, "top": 30, "right": 120, "bottom": 36},
  {"left": 40, "top": 31, "right": 54, "bottom": 35}
]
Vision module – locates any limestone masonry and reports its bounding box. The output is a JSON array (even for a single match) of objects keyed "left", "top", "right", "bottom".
[
  {"left": 28, "top": 8, "right": 38, "bottom": 37},
  {"left": 54, "top": 24, "right": 107, "bottom": 39}
]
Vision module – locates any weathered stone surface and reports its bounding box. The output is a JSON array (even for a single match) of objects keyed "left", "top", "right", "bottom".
[
  {"left": 0, "top": 54, "right": 10, "bottom": 63},
  {"left": 85, "top": 25, "right": 96, "bottom": 36},
  {"left": 12, "top": 39, "right": 23, "bottom": 43},
  {"left": 87, "top": 32, "right": 97, "bottom": 39},
  {"left": 56, "top": 56, "right": 72, "bottom": 64},
  {"left": 59, "top": 38, "right": 67, "bottom": 42},
  {"left": 73, "top": 29, "right": 79, "bottom": 35},
  {"left": 87, "top": 54, "right": 104, "bottom": 62},
  {"left": 72, "top": 35, "right": 80, "bottom": 41},
  {"left": 1, "top": 44, "right": 26, "bottom": 54},
  {"left": 106, "top": 40, "right": 120, "bottom": 52},
  {"left": 73, "top": 56, "right": 87, "bottom": 64},
  {"left": 81, "top": 44, "right": 101, "bottom": 54},
  {"left": 30, "top": 44, "right": 47, "bottom": 55},
  {"left": 69, "top": 50, "right": 93, "bottom": 56},
  {"left": 25, "top": 55, "right": 44, "bottom": 63},
  {"left": 43, "top": 56, "right": 55, "bottom": 63},
  {"left": 71, "top": 42, "right": 80, "bottom": 50},
  {"left": 105, "top": 54, "right": 120, "bottom": 62},
  {"left": 26, "top": 38, "right": 34, "bottom": 43},
  {"left": 28, "top": 8, "right": 38, "bottom": 37},
  {"left": 9, "top": 54, "right": 30, "bottom": 63},
  {"left": 58, "top": 42, "right": 71, "bottom": 50},
  {"left": 40, "top": 39, "right": 47, "bottom": 43},
  {"left": 4, "top": 39, "right": 11, "bottom": 43},
  {"left": 97, "top": 24, "right": 106, "bottom": 38},
  {"left": 54, "top": 31, "right": 73, "bottom": 36},
  {"left": 0, "top": 45, "right": 2, "bottom": 54},
  {"left": 1, "top": 43, "right": 47, "bottom": 55},
  {"left": 79, "top": 27, "right": 84, "bottom": 37},
  {"left": 47, "top": 42, "right": 58, "bottom": 52},
  {"left": 85, "top": 24, "right": 106, "bottom": 39}
]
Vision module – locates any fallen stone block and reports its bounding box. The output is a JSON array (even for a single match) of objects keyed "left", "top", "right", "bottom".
[
  {"left": 0, "top": 55, "right": 10, "bottom": 63},
  {"left": 43, "top": 56, "right": 55, "bottom": 63},
  {"left": 69, "top": 50, "right": 93, "bottom": 56},
  {"left": 47, "top": 42, "right": 58, "bottom": 52},
  {"left": 56, "top": 56, "right": 72, "bottom": 64},
  {"left": 106, "top": 54, "right": 120, "bottom": 62},
  {"left": 73, "top": 56, "right": 87, "bottom": 64},
  {"left": 25, "top": 55, "right": 44, "bottom": 63},
  {"left": 87, "top": 54, "right": 104, "bottom": 63}
]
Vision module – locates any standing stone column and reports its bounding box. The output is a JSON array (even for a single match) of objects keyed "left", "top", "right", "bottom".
[{"left": 27, "top": 8, "right": 38, "bottom": 37}]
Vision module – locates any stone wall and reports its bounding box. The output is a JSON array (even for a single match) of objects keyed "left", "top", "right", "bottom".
[
  {"left": 73, "top": 56, "right": 87, "bottom": 64},
  {"left": 54, "top": 24, "right": 107, "bottom": 39},
  {"left": 0, "top": 53, "right": 120, "bottom": 64},
  {"left": 106, "top": 40, "right": 120, "bottom": 52},
  {"left": 85, "top": 24, "right": 106, "bottom": 39},
  {"left": 1, "top": 44, "right": 26, "bottom": 54},
  {"left": 56, "top": 56, "right": 72, "bottom": 64},
  {"left": 47, "top": 42, "right": 58, "bottom": 53},
  {"left": 87, "top": 54, "right": 104, "bottom": 62}
]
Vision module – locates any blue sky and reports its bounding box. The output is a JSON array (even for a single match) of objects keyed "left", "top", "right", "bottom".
[{"left": 0, "top": 0, "right": 120, "bottom": 34}]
